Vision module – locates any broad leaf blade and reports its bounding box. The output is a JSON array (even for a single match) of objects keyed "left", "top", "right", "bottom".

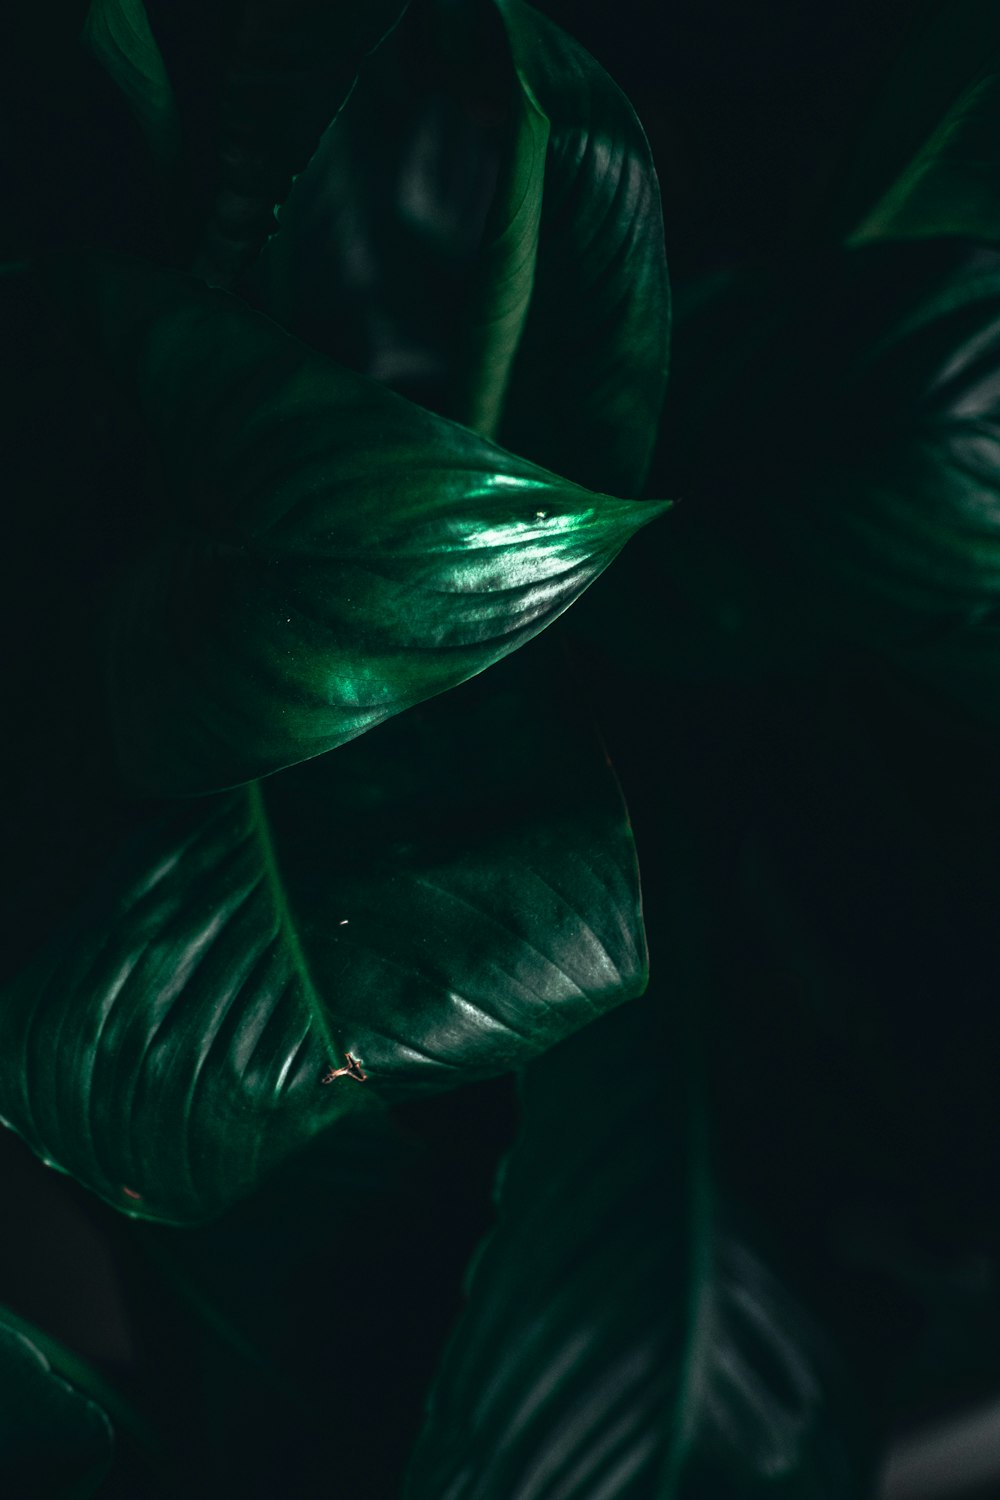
[
  {"left": 0, "top": 642, "right": 647, "bottom": 1224},
  {"left": 36, "top": 252, "right": 665, "bottom": 795},
  {"left": 0, "top": 1308, "right": 114, "bottom": 1499},
  {"left": 407, "top": 994, "right": 865, "bottom": 1498}
]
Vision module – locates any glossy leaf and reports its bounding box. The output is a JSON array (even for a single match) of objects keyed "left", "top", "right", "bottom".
[
  {"left": 82, "top": 0, "right": 180, "bottom": 166},
  {"left": 0, "top": 1307, "right": 114, "bottom": 1499},
  {"left": 35, "top": 252, "right": 666, "bottom": 795},
  {"left": 252, "top": 0, "right": 670, "bottom": 495},
  {"left": 407, "top": 991, "right": 866, "bottom": 1499},
  {"left": 248, "top": 0, "right": 509, "bottom": 407},
  {"left": 447, "top": 0, "right": 549, "bottom": 440},
  {"left": 839, "top": 0, "right": 1000, "bottom": 245},
  {"left": 0, "top": 642, "right": 647, "bottom": 1224},
  {"left": 494, "top": 0, "right": 670, "bottom": 495}
]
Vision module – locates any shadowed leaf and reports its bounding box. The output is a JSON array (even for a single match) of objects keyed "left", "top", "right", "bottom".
[
  {"left": 407, "top": 992, "right": 867, "bottom": 1498},
  {"left": 189, "top": 0, "right": 410, "bottom": 286},
  {"left": 0, "top": 643, "right": 647, "bottom": 1224},
  {"left": 840, "top": 0, "right": 1000, "bottom": 245},
  {"left": 82, "top": 0, "right": 180, "bottom": 166},
  {"left": 252, "top": 0, "right": 669, "bottom": 496},
  {"left": 493, "top": 0, "right": 670, "bottom": 495},
  {"left": 640, "top": 240, "right": 1000, "bottom": 699},
  {"left": 0, "top": 1308, "right": 114, "bottom": 1499},
  {"left": 35, "top": 252, "right": 666, "bottom": 795}
]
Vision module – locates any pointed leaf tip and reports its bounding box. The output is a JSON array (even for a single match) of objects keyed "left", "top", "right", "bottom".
[{"left": 36, "top": 252, "right": 666, "bottom": 795}]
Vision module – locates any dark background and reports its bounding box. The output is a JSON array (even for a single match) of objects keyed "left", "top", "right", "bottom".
[{"left": 1, "top": 4, "right": 982, "bottom": 1497}]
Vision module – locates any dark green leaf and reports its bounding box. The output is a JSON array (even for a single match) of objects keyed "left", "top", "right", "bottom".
[
  {"left": 131, "top": 1097, "right": 506, "bottom": 1495},
  {"left": 407, "top": 992, "right": 868, "bottom": 1499},
  {"left": 493, "top": 0, "right": 670, "bottom": 495},
  {"left": 189, "top": 0, "right": 410, "bottom": 286},
  {"left": 642, "top": 240, "right": 1000, "bottom": 696},
  {"left": 445, "top": 0, "right": 549, "bottom": 440},
  {"left": 35, "top": 252, "right": 665, "bottom": 795},
  {"left": 775, "top": 243, "right": 1000, "bottom": 659},
  {"left": 0, "top": 1307, "right": 114, "bottom": 1499},
  {"left": 248, "top": 0, "right": 511, "bottom": 406},
  {"left": 82, "top": 0, "right": 180, "bottom": 166},
  {"left": 0, "top": 642, "right": 647, "bottom": 1223},
  {"left": 837, "top": 0, "right": 1000, "bottom": 245},
  {"left": 252, "top": 0, "right": 670, "bottom": 496}
]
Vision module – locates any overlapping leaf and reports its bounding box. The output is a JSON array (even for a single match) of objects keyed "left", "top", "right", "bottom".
[
  {"left": 0, "top": 642, "right": 647, "bottom": 1223},
  {"left": 35, "top": 252, "right": 665, "bottom": 795},
  {"left": 407, "top": 990, "right": 868, "bottom": 1499},
  {"left": 253, "top": 0, "right": 670, "bottom": 496}
]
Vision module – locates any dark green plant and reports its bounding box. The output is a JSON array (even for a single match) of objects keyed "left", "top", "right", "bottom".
[{"left": 4, "top": 0, "right": 1000, "bottom": 1495}]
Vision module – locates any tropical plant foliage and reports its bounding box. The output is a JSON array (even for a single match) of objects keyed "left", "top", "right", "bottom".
[{"left": 3, "top": 0, "right": 1000, "bottom": 1495}]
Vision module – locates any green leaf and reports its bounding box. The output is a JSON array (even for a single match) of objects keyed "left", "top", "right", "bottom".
[
  {"left": 641, "top": 240, "right": 1000, "bottom": 688},
  {"left": 446, "top": 0, "right": 549, "bottom": 441},
  {"left": 0, "top": 641, "right": 647, "bottom": 1224},
  {"left": 493, "top": 0, "right": 671, "bottom": 495},
  {"left": 189, "top": 0, "right": 410, "bottom": 286},
  {"left": 252, "top": 0, "right": 669, "bottom": 496},
  {"left": 0, "top": 1307, "right": 114, "bottom": 1499},
  {"left": 839, "top": 0, "right": 1000, "bottom": 245},
  {"left": 407, "top": 992, "right": 868, "bottom": 1499},
  {"left": 35, "top": 251, "right": 665, "bottom": 796},
  {"left": 781, "top": 243, "right": 1000, "bottom": 657},
  {"left": 81, "top": 0, "right": 180, "bottom": 166}
]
